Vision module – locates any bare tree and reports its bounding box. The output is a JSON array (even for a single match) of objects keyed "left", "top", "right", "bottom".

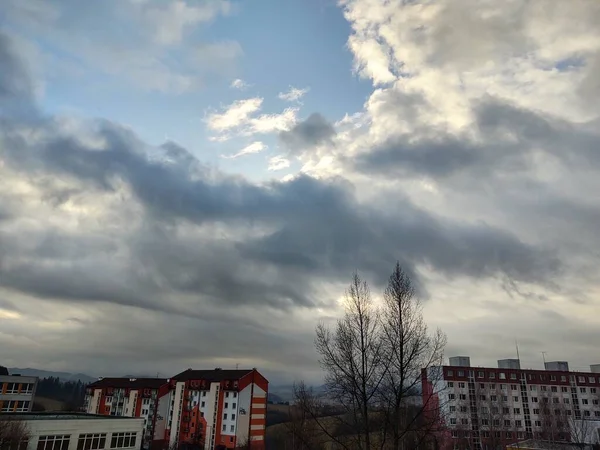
[
  {"left": 0, "top": 418, "right": 30, "bottom": 450},
  {"left": 378, "top": 263, "right": 446, "bottom": 450},
  {"left": 298, "top": 263, "right": 446, "bottom": 450}
]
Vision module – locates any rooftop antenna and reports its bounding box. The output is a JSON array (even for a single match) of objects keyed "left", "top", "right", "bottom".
[
  {"left": 541, "top": 351, "right": 547, "bottom": 366},
  {"left": 515, "top": 340, "right": 520, "bottom": 363},
  {"left": 236, "top": 363, "right": 239, "bottom": 370}
]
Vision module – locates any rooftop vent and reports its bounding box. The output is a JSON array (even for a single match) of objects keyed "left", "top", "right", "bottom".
[
  {"left": 544, "top": 361, "right": 569, "bottom": 372},
  {"left": 498, "top": 359, "right": 521, "bottom": 370},
  {"left": 449, "top": 356, "right": 471, "bottom": 367},
  {"left": 590, "top": 364, "right": 600, "bottom": 373}
]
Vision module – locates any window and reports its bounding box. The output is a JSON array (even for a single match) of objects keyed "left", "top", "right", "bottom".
[
  {"left": 502, "top": 396, "right": 508, "bottom": 402},
  {"left": 492, "top": 407, "right": 499, "bottom": 414},
  {"left": 529, "top": 386, "right": 536, "bottom": 391},
  {"left": 499, "top": 373, "right": 506, "bottom": 380},
  {"left": 450, "top": 418, "right": 456, "bottom": 425},
  {"left": 458, "top": 371, "right": 464, "bottom": 377},
  {"left": 543, "top": 397, "right": 549, "bottom": 403},
  {"left": 510, "top": 374, "right": 517, "bottom": 380},
  {"left": 105, "top": 397, "right": 112, "bottom": 404},
  {"left": 478, "top": 371, "right": 484, "bottom": 378},
  {"left": 551, "top": 386, "right": 557, "bottom": 392},
  {"left": 518, "top": 432, "right": 525, "bottom": 439},
  {"left": 534, "top": 421, "right": 542, "bottom": 427},
  {"left": 447, "top": 370, "right": 453, "bottom": 376},
  {"left": 460, "top": 406, "right": 467, "bottom": 413},
  {"left": 232, "top": 403, "right": 236, "bottom": 409},
  {"left": 511, "top": 385, "right": 517, "bottom": 390},
  {"left": 37, "top": 436, "right": 71, "bottom": 450},
  {"left": 493, "top": 419, "right": 500, "bottom": 427},
  {"left": 554, "top": 409, "right": 561, "bottom": 416},
  {"left": 491, "top": 395, "right": 497, "bottom": 401},
  {"left": 591, "top": 388, "right": 597, "bottom": 394},
  {"left": 110, "top": 432, "right": 136, "bottom": 449},
  {"left": 566, "top": 410, "right": 572, "bottom": 416},
  {"left": 233, "top": 392, "right": 237, "bottom": 398},
  {"left": 584, "top": 410, "right": 591, "bottom": 417},
  {"left": 504, "top": 420, "right": 511, "bottom": 427},
  {"left": 579, "top": 376, "right": 585, "bottom": 383},
  {"left": 231, "top": 414, "right": 235, "bottom": 420},
  {"left": 490, "top": 384, "right": 496, "bottom": 389},
  {"left": 550, "top": 375, "right": 556, "bottom": 381},
  {"left": 593, "top": 400, "right": 599, "bottom": 405},
  {"left": 449, "top": 394, "right": 455, "bottom": 400},
  {"left": 222, "top": 425, "right": 226, "bottom": 432},
  {"left": 230, "top": 425, "right": 234, "bottom": 432},
  {"left": 489, "top": 373, "right": 496, "bottom": 379},
  {"left": 451, "top": 431, "right": 458, "bottom": 438},
  {"left": 1, "top": 401, "right": 16, "bottom": 412},
  {"left": 481, "top": 431, "right": 490, "bottom": 438},
  {"left": 459, "top": 394, "right": 467, "bottom": 400},
  {"left": 202, "top": 392, "right": 206, "bottom": 397},
  {"left": 513, "top": 396, "right": 519, "bottom": 402},
  {"left": 503, "top": 407, "right": 510, "bottom": 414},
  {"left": 495, "top": 431, "right": 501, "bottom": 438},
  {"left": 447, "top": 382, "right": 454, "bottom": 388},
  {"left": 480, "top": 395, "right": 486, "bottom": 401},
  {"left": 531, "top": 397, "right": 538, "bottom": 403},
  {"left": 506, "top": 432, "right": 513, "bottom": 439},
  {"left": 553, "top": 398, "right": 559, "bottom": 404},
  {"left": 449, "top": 406, "right": 455, "bottom": 412},
  {"left": 16, "top": 401, "right": 30, "bottom": 412},
  {"left": 225, "top": 403, "right": 228, "bottom": 408},
  {"left": 595, "top": 411, "right": 600, "bottom": 417},
  {"left": 2, "top": 438, "right": 28, "bottom": 450},
  {"left": 582, "top": 399, "right": 589, "bottom": 405},
  {"left": 226, "top": 392, "right": 229, "bottom": 398},
  {"left": 561, "top": 376, "right": 567, "bottom": 382},
  {"left": 533, "top": 409, "right": 540, "bottom": 414},
  {"left": 514, "top": 408, "right": 521, "bottom": 414},
  {"left": 515, "top": 420, "right": 522, "bottom": 428},
  {"left": 580, "top": 388, "right": 587, "bottom": 393},
  {"left": 77, "top": 434, "right": 107, "bottom": 450},
  {"left": 564, "top": 398, "right": 570, "bottom": 404},
  {"left": 201, "top": 401, "right": 205, "bottom": 407},
  {"left": 480, "top": 383, "right": 485, "bottom": 389},
  {"left": 590, "top": 377, "right": 596, "bottom": 383},
  {"left": 561, "top": 387, "right": 568, "bottom": 393},
  {"left": 458, "top": 382, "right": 465, "bottom": 388},
  {"left": 541, "top": 386, "right": 547, "bottom": 392},
  {"left": 224, "top": 414, "right": 228, "bottom": 420},
  {"left": 481, "top": 419, "right": 488, "bottom": 426},
  {"left": 500, "top": 384, "right": 506, "bottom": 390},
  {"left": 461, "top": 418, "right": 469, "bottom": 425}
]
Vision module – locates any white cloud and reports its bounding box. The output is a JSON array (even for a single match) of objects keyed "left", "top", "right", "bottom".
[
  {"left": 230, "top": 78, "right": 249, "bottom": 90},
  {"left": 268, "top": 155, "right": 291, "bottom": 171},
  {"left": 278, "top": 86, "right": 310, "bottom": 102},
  {"left": 206, "top": 98, "right": 263, "bottom": 132},
  {"left": 206, "top": 98, "right": 299, "bottom": 141},
  {"left": 221, "top": 141, "right": 267, "bottom": 159}
]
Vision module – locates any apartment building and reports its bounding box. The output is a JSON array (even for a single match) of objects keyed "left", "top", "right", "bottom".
[
  {"left": 422, "top": 356, "right": 600, "bottom": 450},
  {"left": 83, "top": 368, "right": 269, "bottom": 450},
  {"left": 153, "top": 368, "right": 268, "bottom": 450},
  {"left": 0, "top": 369, "right": 38, "bottom": 413},
  {"left": 84, "top": 377, "right": 167, "bottom": 448}
]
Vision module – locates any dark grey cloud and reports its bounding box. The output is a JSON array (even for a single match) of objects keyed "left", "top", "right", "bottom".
[
  {"left": 354, "top": 98, "right": 600, "bottom": 179},
  {"left": 280, "top": 113, "right": 336, "bottom": 152},
  {"left": 0, "top": 29, "right": 572, "bottom": 381}
]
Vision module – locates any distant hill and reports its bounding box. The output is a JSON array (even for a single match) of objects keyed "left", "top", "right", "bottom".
[{"left": 9, "top": 368, "right": 96, "bottom": 384}]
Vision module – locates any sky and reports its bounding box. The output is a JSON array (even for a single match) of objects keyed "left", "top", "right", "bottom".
[{"left": 1, "top": 0, "right": 600, "bottom": 385}]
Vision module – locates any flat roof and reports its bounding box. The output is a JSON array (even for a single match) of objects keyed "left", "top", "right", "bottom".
[
  {"left": 0, "top": 412, "right": 142, "bottom": 421},
  {"left": 88, "top": 377, "right": 167, "bottom": 389}
]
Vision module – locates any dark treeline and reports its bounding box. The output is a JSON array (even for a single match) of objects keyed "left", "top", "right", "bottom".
[{"left": 35, "top": 377, "right": 87, "bottom": 411}]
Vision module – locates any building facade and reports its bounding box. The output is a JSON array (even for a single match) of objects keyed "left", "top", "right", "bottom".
[
  {"left": 0, "top": 372, "right": 38, "bottom": 413},
  {"left": 0, "top": 412, "right": 144, "bottom": 450},
  {"left": 422, "top": 356, "right": 600, "bottom": 450},
  {"left": 83, "top": 368, "right": 269, "bottom": 450},
  {"left": 84, "top": 378, "right": 167, "bottom": 449},
  {"left": 152, "top": 368, "right": 268, "bottom": 450}
]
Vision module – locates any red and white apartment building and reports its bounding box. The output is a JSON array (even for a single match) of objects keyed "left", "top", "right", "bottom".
[
  {"left": 422, "top": 356, "right": 600, "bottom": 450},
  {"left": 84, "top": 368, "right": 268, "bottom": 450}
]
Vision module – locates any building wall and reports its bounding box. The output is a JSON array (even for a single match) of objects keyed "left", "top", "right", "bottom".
[
  {"left": 0, "top": 375, "right": 38, "bottom": 412},
  {"left": 20, "top": 417, "right": 144, "bottom": 450},
  {"left": 424, "top": 365, "right": 600, "bottom": 449}
]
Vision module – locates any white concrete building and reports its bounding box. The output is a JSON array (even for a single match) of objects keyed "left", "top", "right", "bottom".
[
  {"left": 0, "top": 413, "right": 144, "bottom": 450},
  {"left": 0, "top": 373, "right": 38, "bottom": 413}
]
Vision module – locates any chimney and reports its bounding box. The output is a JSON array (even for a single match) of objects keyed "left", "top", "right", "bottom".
[
  {"left": 449, "top": 356, "right": 471, "bottom": 367},
  {"left": 545, "top": 361, "right": 569, "bottom": 372},
  {"left": 498, "top": 359, "right": 521, "bottom": 370}
]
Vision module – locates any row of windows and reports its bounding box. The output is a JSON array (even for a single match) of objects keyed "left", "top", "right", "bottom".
[
  {"left": 221, "top": 425, "right": 235, "bottom": 432},
  {"left": 110, "top": 432, "right": 136, "bottom": 449},
  {"left": 1, "top": 383, "right": 34, "bottom": 394},
  {"left": 223, "top": 413, "right": 236, "bottom": 421},
  {"left": 0, "top": 401, "right": 30, "bottom": 412},
  {"left": 37, "top": 435, "right": 70, "bottom": 450},
  {"left": 447, "top": 370, "right": 599, "bottom": 384},
  {"left": 77, "top": 434, "right": 106, "bottom": 450},
  {"left": 1, "top": 439, "right": 28, "bottom": 450},
  {"left": 448, "top": 392, "right": 599, "bottom": 406},
  {"left": 448, "top": 381, "right": 598, "bottom": 395}
]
